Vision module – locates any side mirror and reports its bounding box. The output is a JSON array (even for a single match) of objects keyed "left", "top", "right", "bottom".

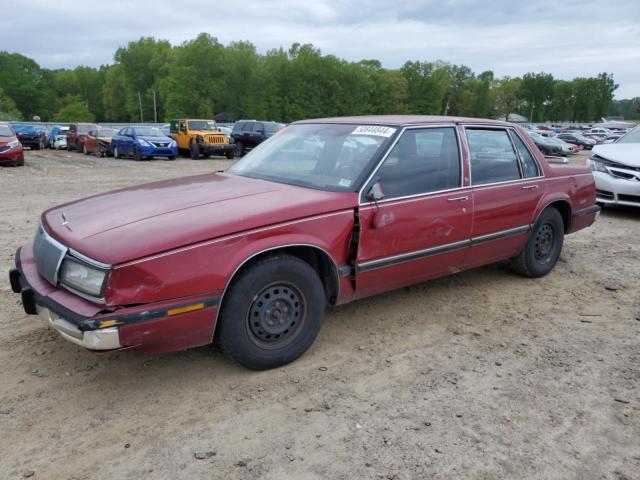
[{"left": 367, "top": 180, "right": 385, "bottom": 202}]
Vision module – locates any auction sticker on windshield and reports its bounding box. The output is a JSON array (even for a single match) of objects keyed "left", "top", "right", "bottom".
[{"left": 351, "top": 126, "right": 396, "bottom": 137}]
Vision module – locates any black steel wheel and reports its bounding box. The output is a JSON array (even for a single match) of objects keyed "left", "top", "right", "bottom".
[
  {"left": 512, "top": 207, "right": 564, "bottom": 278},
  {"left": 217, "top": 254, "right": 326, "bottom": 370}
]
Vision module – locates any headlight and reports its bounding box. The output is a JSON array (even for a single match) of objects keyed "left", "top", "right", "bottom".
[
  {"left": 169, "top": 140, "right": 177, "bottom": 147},
  {"left": 587, "top": 156, "right": 608, "bottom": 173},
  {"left": 59, "top": 256, "right": 108, "bottom": 298},
  {"left": 137, "top": 138, "right": 151, "bottom": 147},
  {"left": 196, "top": 135, "right": 204, "bottom": 143},
  {"left": 8, "top": 140, "right": 20, "bottom": 149}
]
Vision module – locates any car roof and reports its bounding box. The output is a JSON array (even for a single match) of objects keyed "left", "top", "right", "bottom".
[{"left": 294, "top": 115, "right": 513, "bottom": 127}]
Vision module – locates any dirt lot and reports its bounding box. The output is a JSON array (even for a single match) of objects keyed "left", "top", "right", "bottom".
[{"left": 0, "top": 149, "right": 638, "bottom": 480}]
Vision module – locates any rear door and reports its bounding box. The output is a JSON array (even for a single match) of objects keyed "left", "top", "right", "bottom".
[
  {"left": 462, "top": 126, "right": 544, "bottom": 269},
  {"left": 355, "top": 126, "right": 473, "bottom": 298}
]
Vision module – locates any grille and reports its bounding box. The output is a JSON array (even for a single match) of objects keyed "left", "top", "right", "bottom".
[
  {"left": 0, "top": 146, "right": 9, "bottom": 152},
  {"left": 206, "top": 135, "right": 225, "bottom": 144},
  {"left": 151, "top": 141, "right": 170, "bottom": 148},
  {"left": 618, "top": 194, "right": 640, "bottom": 204},
  {"left": 32, "top": 225, "right": 67, "bottom": 285},
  {"left": 596, "top": 189, "right": 614, "bottom": 200}
]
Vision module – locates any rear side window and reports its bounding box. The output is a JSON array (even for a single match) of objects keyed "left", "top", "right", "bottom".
[
  {"left": 510, "top": 131, "right": 540, "bottom": 178},
  {"left": 374, "top": 127, "right": 461, "bottom": 199},
  {"left": 466, "top": 129, "right": 521, "bottom": 185}
]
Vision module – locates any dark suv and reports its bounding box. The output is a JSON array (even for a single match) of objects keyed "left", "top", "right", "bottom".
[{"left": 231, "top": 120, "right": 283, "bottom": 156}]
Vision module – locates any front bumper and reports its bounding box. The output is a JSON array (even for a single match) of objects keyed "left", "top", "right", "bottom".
[
  {"left": 593, "top": 171, "right": 640, "bottom": 207},
  {"left": 0, "top": 147, "right": 24, "bottom": 163},
  {"left": 198, "top": 143, "right": 235, "bottom": 155},
  {"left": 138, "top": 145, "right": 178, "bottom": 157},
  {"left": 10, "top": 245, "right": 220, "bottom": 353}
]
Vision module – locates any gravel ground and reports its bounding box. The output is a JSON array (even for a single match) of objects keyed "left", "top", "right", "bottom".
[{"left": 0, "top": 149, "right": 638, "bottom": 480}]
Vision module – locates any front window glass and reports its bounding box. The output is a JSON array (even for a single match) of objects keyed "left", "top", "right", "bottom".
[
  {"left": 372, "top": 127, "right": 461, "bottom": 199},
  {"left": 97, "top": 128, "right": 118, "bottom": 137},
  {"left": 466, "top": 129, "right": 521, "bottom": 185},
  {"left": 229, "top": 123, "right": 398, "bottom": 191},
  {"left": 188, "top": 120, "right": 217, "bottom": 131},
  {"left": 133, "top": 127, "right": 164, "bottom": 137}
]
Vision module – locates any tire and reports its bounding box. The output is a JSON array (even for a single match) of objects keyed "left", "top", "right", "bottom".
[
  {"left": 225, "top": 150, "right": 235, "bottom": 160},
  {"left": 512, "top": 208, "right": 564, "bottom": 278},
  {"left": 83, "top": 143, "right": 89, "bottom": 155},
  {"left": 217, "top": 255, "right": 326, "bottom": 370},
  {"left": 133, "top": 145, "right": 142, "bottom": 161},
  {"left": 76, "top": 142, "right": 83, "bottom": 152},
  {"left": 235, "top": 142, "right": 244, "bottom": 157},
  {"left": 190, "top": 141, "right": 200, "bottom": 160},
  {"left": 113, "top": 146, "right": 120, "bottom": 159},
  {"left": 67, "top": 143, "right": 72, "bottom": 151},
  {"left": 168, "top": 156, "right": 176, "bottom": 161}
]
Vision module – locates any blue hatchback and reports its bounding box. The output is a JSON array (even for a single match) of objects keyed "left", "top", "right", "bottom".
[{"left": 111, "top": 126, "right": 177, "bottom": 160}]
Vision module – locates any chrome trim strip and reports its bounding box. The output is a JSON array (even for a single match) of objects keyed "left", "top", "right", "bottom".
[
  {"left": 471, "top": 225, "right": 530, "bottom": 244},
  {"left": 357, "top": 239, "right": 470, "bottom": 272},
  {"left": 358, "top": 124, "right": 465, "bottom": 205},
  {"left": 356, "top": 224, "right": 531, "bottom": 272},
  {"left": 359, "top": 185, "right": 473, "bottom": 207},
  {"left": 116, "top": 209, "right": 353, "bottom": 268},
  {"left": 68, "top": 248, "right": 112, "bottom": 270}
]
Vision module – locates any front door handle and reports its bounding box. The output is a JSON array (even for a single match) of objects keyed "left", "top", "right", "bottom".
[
  {"left": 447, "top": 195, "right": 469, "bottom": 202},
  {"left": 522, "top": 185, "right": 539, "bottom": 190}
]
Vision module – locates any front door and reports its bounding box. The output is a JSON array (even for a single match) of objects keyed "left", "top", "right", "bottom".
[{"left": 355, "top": 126, "right": 473, "bottom": 299}]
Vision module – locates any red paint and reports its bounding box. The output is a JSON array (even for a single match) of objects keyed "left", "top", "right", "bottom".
[
  {"left": 0, "top": 127, "right": 24, "bottom": 165},
  {"left": 15, "top": 116, "right": 598, "bottom": 354}
]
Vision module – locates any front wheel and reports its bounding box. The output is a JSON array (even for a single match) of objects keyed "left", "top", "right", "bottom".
[
  {"left": 83, "top": 143, "right": 89, "bottom": 155},
  {"left": 113, "top": 146, "right": 120, "bottom": 159},
  {"left": 190, "top": 142, "right": 200, "bottom": 160},
  {"left": 512, "top": 208, "right": 564, "bottom": 278},
  {"left": 225, "top": 150, "right": 235, "bottom": 160},
  {"left": 217, "top": 255, "right": 326, "bottom": 370},
  {"left": 235, "top": 141, "right": 244, "bottom": 157}
]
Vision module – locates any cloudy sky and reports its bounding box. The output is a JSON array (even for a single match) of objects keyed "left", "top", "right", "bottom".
[{"left": 1, "top": 0, "right": 639, "bottom": 98}]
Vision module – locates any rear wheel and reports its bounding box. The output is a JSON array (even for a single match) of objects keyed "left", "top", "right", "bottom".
[
  {"left": 217, "top": 255, "right": 326, "bottom": 370},
  {"left": 225, "top": 150, "right": 235, "bottom": 160},
  {"left": 113, "top": 146, "right": 120, "bottom": 159},
  {"left": 512, "top": 208, "right": 564, "bottom": 278}
]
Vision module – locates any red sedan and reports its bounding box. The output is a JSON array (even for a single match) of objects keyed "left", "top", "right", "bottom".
[
  {"left": 0, "top": 123, "right": 25, "bottom": 166},
  {"left": 9, "top": 116, "right": 600, "bottom": 369}
]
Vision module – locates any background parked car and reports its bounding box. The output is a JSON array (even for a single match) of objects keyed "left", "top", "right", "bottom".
[
  {"left": 11, "top": 124, "right": 46, "bottom": 150},
  {"left": 111, "top": 126, "right": 177, "bottom": 160},
  {"left": 67, "top": 123, "right": 98, "bottom": 152},
  {"left": 83, "top": 127, "right": 119, "bottom": 156},
  {"left": 556, "top": 132, "right": 595, "bottom": 150},
  {"left": 231, "top": 120, "right": 284, "bottom": 156},
  {"left": 0, "top": 123, "right": 24, "bottom": 166},
  {"left": 48, "top": 126, "right": 68, "bottom": 148},
  {"left": 526, "top": 131, "right": 564, "bottom": 156}
]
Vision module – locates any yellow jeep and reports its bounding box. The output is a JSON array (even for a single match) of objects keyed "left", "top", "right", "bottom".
[{"left": 169, "top": 119, "right": 235, "bottom": 159}]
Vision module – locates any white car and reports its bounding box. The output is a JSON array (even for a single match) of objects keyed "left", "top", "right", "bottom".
[
  {"left": 545, "top": 136, "right": 577, "bottom": 154},
  {"left": 53, "top": 134, "right": 68, "bottom": 150},
  {"left": 588, "top": 129, "right": 640, "bottom": 207},
  {"left": 590, "top": 127, "right": 612, "bottom": 137}
]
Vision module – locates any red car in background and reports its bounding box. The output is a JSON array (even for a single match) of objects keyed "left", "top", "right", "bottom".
[
  {"left": 9, "top": 116, "right": 600, "bottom": 370},
  {"left": 67, "top": 122, "right": 98, "bottom": 152},
  {"left": 83, "top": 127, "right": 118, "bottom": 156},
  {"left": 0, "top": 123, "right": 25, "bottom": 166}
]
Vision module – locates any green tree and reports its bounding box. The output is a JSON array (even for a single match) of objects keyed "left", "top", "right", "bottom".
[
  {"left": 0, "top": 85, "right": 22, "bottom": 120},
  {"left": 52, "top": 98, "right": 95, "bottom": 122},
  {"left": 520, "top": 72, "right": 554, "bottom": 122}
]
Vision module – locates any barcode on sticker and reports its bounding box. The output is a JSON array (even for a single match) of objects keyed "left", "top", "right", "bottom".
[{"left": 351, "top": 126, "right": 396, "bottom": 138}]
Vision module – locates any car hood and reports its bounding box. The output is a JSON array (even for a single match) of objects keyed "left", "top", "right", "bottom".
[
  {"left": 97, "top": 136, "right": 113, "bottom": 143},
  {"left": 190, "top": 129, "right": 225, "bottom": 135},
  {"left": 42, "top": 173, "right": 357, "bottom": 265},
  {"left": 593, "top": 144, "right": 640, "bottom": 167}
]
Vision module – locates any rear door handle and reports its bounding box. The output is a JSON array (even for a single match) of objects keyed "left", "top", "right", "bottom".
[
  {"left": 522, "top": 185, "right": 539, "bottom": 190},
  {"left": 447, "top": 195, "right": 469, "bottom": 202}
]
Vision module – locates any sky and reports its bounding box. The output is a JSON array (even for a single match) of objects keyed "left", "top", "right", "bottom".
[{"left": 1, "top": 0, "right": 639, "bottom": 99}]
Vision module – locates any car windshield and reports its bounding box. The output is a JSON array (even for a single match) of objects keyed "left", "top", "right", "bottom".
[
  {"left": 78, "top": 125, "right": 95, "bottom": 134},
  {"left": 97, "top": 128, "right": 118, "bottom": 137},
  {"left": 134, "top": 127, "right": 164, "bottom": 137},
  {"left": 12, "top": 124, "right": 34, "bottom": 133},
  {"left": 188, "top": 120, "right": 217, "bottom": 131},
  {"left": 0, "top": 125, "right": 13, "bottom": 136},
  {"left": 617, "top": 128, "right": 640, "bottom": 143},
  {"left": 264, "top": 122, "right": 283, "bottom": 134},
  {"left": 229, "top": 123, "right": 398, "bottom": 191}
]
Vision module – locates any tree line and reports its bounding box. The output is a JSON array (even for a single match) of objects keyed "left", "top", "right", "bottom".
[{"left": 0, "top": 33, "right": 636, "bottom": 124}]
